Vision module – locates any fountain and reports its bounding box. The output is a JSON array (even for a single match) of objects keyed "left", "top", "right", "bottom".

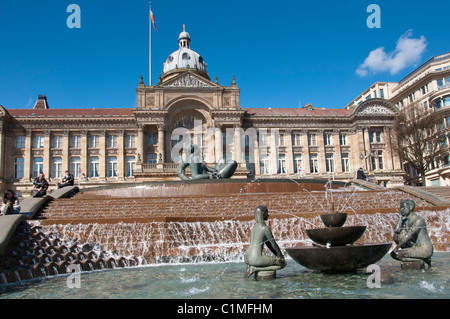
[
  {"left": 0, "top": 177, "right": 448, "bottom": 288},
  {"left": 285, "top": 206, "right": 392, "bottom": 272}
]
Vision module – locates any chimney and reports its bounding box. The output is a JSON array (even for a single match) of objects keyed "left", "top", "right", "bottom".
[{"left": 33, "top": 95, "right": 49, "bottom": 110}]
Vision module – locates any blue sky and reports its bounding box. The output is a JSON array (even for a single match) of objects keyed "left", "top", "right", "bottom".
[{"left": 0, "top": 0, "right": 449, "bottom": 110}]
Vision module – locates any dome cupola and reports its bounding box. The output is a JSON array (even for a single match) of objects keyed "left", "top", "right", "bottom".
[{"left": 162, "top": 25, "right": 209, "bottom": 80}]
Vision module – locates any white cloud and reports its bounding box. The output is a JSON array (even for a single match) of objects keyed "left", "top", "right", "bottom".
[{"left": 356, "top": 30, "right": 427, "bottom": 77}]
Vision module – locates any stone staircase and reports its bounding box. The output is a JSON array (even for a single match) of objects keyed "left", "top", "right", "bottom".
[
  {"left": 40, "top": 189, "right": 434, "bottom": 224},
  {"left": 398, "top": 186, "right": 450, "bottom": 206}
]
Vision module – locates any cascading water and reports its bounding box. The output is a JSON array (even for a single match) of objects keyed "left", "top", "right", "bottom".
[{"left": 2, "top": 181, "right": 449, "bottom": 285}]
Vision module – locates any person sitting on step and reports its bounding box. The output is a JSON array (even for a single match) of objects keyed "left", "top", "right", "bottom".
[
  {"left": 31, "top": 173, "right": 49, "bottom": 198},
  {"left": 57, "top": 170, "right": 74, "bottom": 189},
  {"left": 1, "top": 189, "right": 20, "bottom": 215}
]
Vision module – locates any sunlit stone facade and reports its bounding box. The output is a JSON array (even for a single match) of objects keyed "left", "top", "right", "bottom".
[
  {"left": 347, "top": 53, "right": 450, "bottom": 186},
  {"left": 0, "top": 27, "right": 406, "bottom": 194}
]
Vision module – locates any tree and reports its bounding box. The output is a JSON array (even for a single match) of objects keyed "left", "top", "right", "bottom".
[{"left": 392, "top": 103, "right": 443, "bottom": 186}]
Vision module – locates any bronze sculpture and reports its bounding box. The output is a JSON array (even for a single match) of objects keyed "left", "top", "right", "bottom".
[
  {"left": 244, "top": 206, "right": 286, "bottom": 278},
  {"left": 177, "top": 144, "right": 237, "bottom": 180},
  {"left": 390, "top": 199, "right": 434, "bottom": 267}
]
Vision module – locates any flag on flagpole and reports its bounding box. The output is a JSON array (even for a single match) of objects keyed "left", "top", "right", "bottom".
[
  {"left": 79, "top": 168, "right": 87, "bottom": 181},
  {"left": 150, "top": 9, "right": 157, "bottom": 32}
]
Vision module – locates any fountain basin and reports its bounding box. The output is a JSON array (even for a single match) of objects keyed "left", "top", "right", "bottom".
[
  {"left": 320, "top": 213, "right": 347, "bottom": 228},
  {"left": 286, "top": 243, "right": 392, "bottom": 272},
  {"left": 305, "top": 226, "right": 366, "bottom": 247}
]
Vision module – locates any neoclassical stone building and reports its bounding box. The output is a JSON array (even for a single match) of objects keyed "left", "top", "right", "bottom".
[
  {"left": 0, "top": 27, "right": 405, "bottom": 193},
  {"left": 347, "top": 52, "right": 450, "bottom": 186}
]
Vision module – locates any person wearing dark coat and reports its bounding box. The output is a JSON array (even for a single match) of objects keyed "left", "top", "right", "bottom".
[
  {"left": 32, "top": 173, "right": 49, "bottom": 197},
  {"left": 57, "top": 170, "right": 74, "bottom": 189},
  {"left": 356, "top": 166, "right": 367, "bottom": 181}
]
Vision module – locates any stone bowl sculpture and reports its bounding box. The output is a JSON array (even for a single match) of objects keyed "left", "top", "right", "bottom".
[
  {"left": 320, "top": 212, "right": 347, "bottom": 228},
  {"left": 305, "top": 225, "right": 367, "bottom": 247},
  {"left": 286, "top": 243, "right": 392, "bottom": 272}
]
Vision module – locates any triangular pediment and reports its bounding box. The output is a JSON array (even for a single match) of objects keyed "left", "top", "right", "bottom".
[
  {"left": 159, "top": 72, "right": 217, "bottom": 89},
  {"left": 354, "top": 98, "right": 397, "bottom": 116}
]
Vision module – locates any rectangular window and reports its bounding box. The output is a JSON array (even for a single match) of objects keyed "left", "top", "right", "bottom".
[
  {"left": 126, "top": 156, "right": 136, "bottom": 177},
  {"left": 126, "top": 135, "right": 136, "bottom": 148},
  {"left": 33, "top": 157, "right": 44, "bottom": 178},
  {"left": 147, "top": 132, "right": 158, "bottom": 145},
  {"left": 71, "top": 157, "right": 81, "bottom": 178},
  {"left": 378, "top": 150, "right": 384, "bottom": 170},
  {"left": 277, "top": 154, "right": 287, "bottom": 174},
  {"left": 107, "top": 135, "right": 117, "bottom": 148},
  {"left": 292, "top": 134, "right": 301, "bottom": 146},
  {"left": 107, "top": 156, "right": 118, "bottom": 177},
  {"left": 52, "top": 157, "right": 63, "bottom": 179},
  {"left": 14, "top": 158, "right": 24, "bottom": 179},
  {"left": 34, "top": 136, "right": 44, "bottom": 149},
  {"left": 147, "top": 153, "right": 157, "bottom": 164},
  {"left": 259, "top": 133, "right": 269, "bottom": 147},
  {"left": 326, "top": 153, "right": 334, "bottom": 173},
  {"left": 309, "top": 154, "right": 319, "bottom": 173},
  {"left": 324, "top": 134, "right": 333, "bottom": 146},
  {"left": 369, "top": 131, "right": 381, "bottom": 143},
  {"left": 260, "top": 155, "right": 270, "bottom": 175},
  {"left": 380, "top": 89, "right": 384, "bottom": 98},
  {"left": 52, "top": 136, "right": 62, "bottom": 149},
  {"left": 277, "top": 134, "right": 285, "bottom": 146},
  {"left": 341, "top": 153, "right": 350, "bottom": 173},
  {"left": 71, "top": 135, "right": 81, "bottom": 148},
  {"left": 293, "top": 154, "right": 302, "bottom": 174},
  {"left": 15, "top": 136, "right": 25, "bottom": 149},
  {"left": 339, "top": 134, "right": 348, "bottom": 146},
  {"left": 89, "top": 157, "right": 99, "bottom": 178},
  {"left": 308, "top": 134, "right": 317, "bottom": 146},
  {"left": 89, "top": 135, "right": 99, "bottom": 148}
]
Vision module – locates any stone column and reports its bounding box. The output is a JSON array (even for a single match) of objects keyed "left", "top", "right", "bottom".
[
  {"left": 23, "top": 130, "right": 32, "bottom": 181},
  {"left": 332, "top": 130, "right": 341, "bottom": 173},
  {"left": 301, "top": 130, "right": 310, "bottom": 175},
  {"left": 99, "top": 130, "right": 106, "bottom": 180},
  {"left": 363, "top": 127, "right": 371, "bottom": 170},
  {"left": 253, "top": 131, "right": 260, "bottom": 176},
  {"left": 383, "top": 126, "right": 393, "bottom": 170},
  {"left": 317, "top": 129, "right": 326, "bottom": 173},
  {"left": 354, "top": 127, "right": 365, "bottom": 169},
  {"left": 234, "top": 124, "right": 243, "bottom": 165},
  {"left": 137, "top": 125, "right": 145, "bottom": 162},
  {"left": 214, "top": 124, "right": 223, "bottom": 163},
  {"left": 269, "top": 129, "right": 278, "bottom": 175},
  {"left": 157, "top": 124, "right": 165, "bottom": 163},
  {"left": 62, "top": 130, "right": 70, "bottom": 173},
  {"left": 117, "top": 130, "right": 125, "bottom": 179},
  {"left": 43, "top": 130, "right": 51, "bottom": 178},
  {"left": 80, "top": 130, "right": 88, "bottom": 179},
  {"left": 285, "top": 129, "right": 294, "bottom": 175}
]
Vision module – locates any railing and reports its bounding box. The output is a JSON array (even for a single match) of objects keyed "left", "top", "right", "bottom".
[{"left": 141, "top": 163, "right": 179, "bottom": 171}]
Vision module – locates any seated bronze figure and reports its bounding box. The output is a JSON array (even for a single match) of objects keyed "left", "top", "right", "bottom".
[
  {"left": 390, "top": 199, "right": 434, "bottom": 266},
  {"left": 244, "top": 206, "right": 286, "bottom": 278},
  {"left": 177, "top": 144, "right": 237, "bottom": 180}
]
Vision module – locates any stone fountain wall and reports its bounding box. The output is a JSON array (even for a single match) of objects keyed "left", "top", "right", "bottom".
[{"left": 1, "top": 184, "right": 449, "bottom": 285}]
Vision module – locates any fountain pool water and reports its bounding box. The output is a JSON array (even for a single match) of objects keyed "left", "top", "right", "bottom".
[{"left": 0, "top": 253, "right": 449, "bottom": 299}]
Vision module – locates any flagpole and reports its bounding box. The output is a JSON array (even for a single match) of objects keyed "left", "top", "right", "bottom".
[{"left": 149, "top": 2, "right": 152, "bottom": 86}]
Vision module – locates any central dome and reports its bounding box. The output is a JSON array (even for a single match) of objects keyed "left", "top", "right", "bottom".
[{"left": 162, "top": 25, "right": 208, "bottom": 78}]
